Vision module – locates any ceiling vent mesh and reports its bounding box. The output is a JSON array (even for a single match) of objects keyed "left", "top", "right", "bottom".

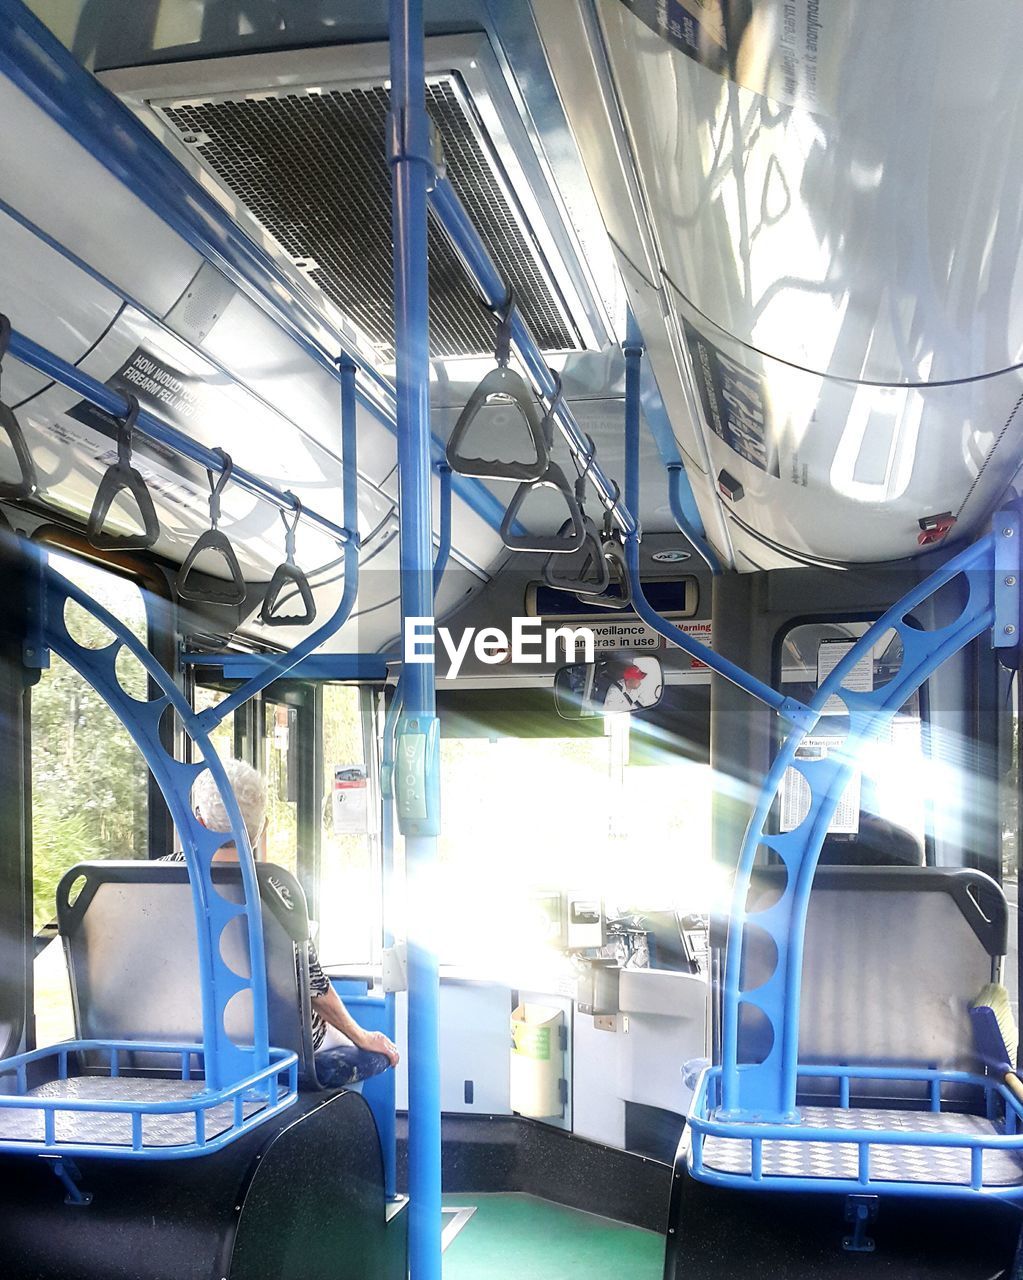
[{"left": 160, "top": 79, "right": 581, "bottom": 360}]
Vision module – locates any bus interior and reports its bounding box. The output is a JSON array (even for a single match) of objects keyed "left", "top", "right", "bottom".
[{"left": 0, "top": 2, "right": 1022, "bottom": 1277}]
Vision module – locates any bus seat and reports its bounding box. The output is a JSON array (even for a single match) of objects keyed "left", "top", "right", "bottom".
[
  {"left": 743, "top": 865, "right": 1007, "bottom": 1097},
  {"left": 55, "top": 860, "right": 360, "bottom": 1091}
]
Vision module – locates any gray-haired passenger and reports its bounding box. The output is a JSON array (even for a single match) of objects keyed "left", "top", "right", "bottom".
[{"left": 165, "top": 758, "right": 399, "bottom": 1073}]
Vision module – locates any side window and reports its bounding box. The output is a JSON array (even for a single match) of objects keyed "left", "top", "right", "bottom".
[
  {"left": 317, "top": 685, "right": 375, "bottom": 965},
  {"left": 192, "top": 686, "right": 236, "bottom": 763},
  {"left": 32, "top": 552, "right": 150, "bottom": 1046},
  {"left": 777, "top": 621, "right": 928, "bottom": 862},
  {"left": 263, "top": 700, "right": 299, "bottom": 875}
]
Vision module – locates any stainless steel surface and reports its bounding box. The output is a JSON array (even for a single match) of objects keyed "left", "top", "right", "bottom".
[
  {"left": 703, "top": 1105, "right": 1023, "bottom": 1187},
  {"left": 0, "top": 1076, "right": 264, "bottom": 1148},
  {"left": 539, "top": 0, "right": 1023, "bottom": 566}
]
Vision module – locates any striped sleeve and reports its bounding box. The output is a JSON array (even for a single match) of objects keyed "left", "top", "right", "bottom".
[{"left": 307, "top": 942, "right": 331, "bottom": 997}]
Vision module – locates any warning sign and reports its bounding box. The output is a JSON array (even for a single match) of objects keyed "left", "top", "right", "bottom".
[{"left": 677, "top": 619, "right": 713, "bottom": 670}]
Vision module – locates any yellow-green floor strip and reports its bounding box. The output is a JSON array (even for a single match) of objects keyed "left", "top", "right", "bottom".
[{"left": 441, "top": 1193, "right": 664, "bottom": 1278}]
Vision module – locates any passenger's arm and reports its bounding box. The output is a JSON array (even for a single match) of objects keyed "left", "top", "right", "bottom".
[
  {"left": 307, "top": 944, "right": 399, "bottom": 1065},
  {"left": 311, "top": 984, "right": 400, "bottom": 1066}
]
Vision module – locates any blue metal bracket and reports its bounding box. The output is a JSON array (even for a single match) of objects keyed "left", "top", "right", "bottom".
[
  {"left": 30, "top": 544, "right": 273, "bottom": 1094},
  {"left": 387, "top": 105, "right": 441, "bottom": 186},
  {"left": 718, "top": 523, "right": 1011, "bottom": 1121},
  {"left": 843, "top": 1195, "right": 878, "bottom": 1253},
  {"left": 51, "top": 1157, "right": 92, "bottom": 1207},
  {"left": 993, "top": 510, "right": 1020, "bottom": 646}
]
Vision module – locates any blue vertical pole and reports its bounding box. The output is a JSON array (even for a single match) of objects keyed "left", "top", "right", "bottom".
[
  {"left": 377, "top": 680, "right": 404, "bottom": 1203},
  {"left": 388, "top": 3, "right": 442, "bottom": 1277},
  {"left": 623, "top": 316, "right": 644, "bottom": 523}
]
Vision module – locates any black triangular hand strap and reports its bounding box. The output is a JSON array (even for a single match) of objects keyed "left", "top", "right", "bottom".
[
  {"left": 588, "top": 537, "right": 633, "bottom": 611},
  {"left": 446, "top": 365, "right": 549, "bottom": 482},
  {"left": 259, "top": 561, "right": 316, "bottom": 627},
  {"left": 177, "top": 451, "right": 246, "bottom": 606},
  {"left": 542, "top": 517, "right": 610, "bottom": 595},
  {"left": 177, "top": 529, "right": 247, "bottom": 606},
  {"left": 0, "top": 315, "right": 38, "bottom": 501},
  {"left": 260, "top": 496, "right": 316, "bottom": 627},
  {"left": 87, "top": 395, "right": 160, "bottom": 550},
  {"left": 501, "top": 462, "right": 586, "bottom": 554}
]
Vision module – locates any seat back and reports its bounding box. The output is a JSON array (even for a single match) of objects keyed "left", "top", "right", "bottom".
[
  {"left": 743, "top": 865, "right": 1007, "bottom": 1094},
  {"left": 56, "top": 861, "right": 319, "bottom": 1083}
]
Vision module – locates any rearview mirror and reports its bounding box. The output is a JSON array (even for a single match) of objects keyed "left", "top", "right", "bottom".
[{"left": 553, "top": 654, "right": 664, "bottom": 719}]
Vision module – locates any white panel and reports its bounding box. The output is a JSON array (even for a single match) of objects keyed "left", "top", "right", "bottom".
[
  {"left": 393, "top": 981, "right": 513, "bottom": 1115},
  {"left": 0, "top": 211, "right": 121, "bottom": 404},
  {"left": 572, "top": 1013, "right": 625, "bottom": 1149},
  {"left": 600, "top": 0, "right": 1023, "bottom": 385},
  {"left": 0, "top": 79, "right": 201, "bottom": 318}
]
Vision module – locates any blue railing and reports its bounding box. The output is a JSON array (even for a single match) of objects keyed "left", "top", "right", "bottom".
[
  {"left": 0, "top": 1041, "right": 297, "bottom": 1161},
  {"left": 688, "top": 1063, "right": 1023, "bottom": 1200}
]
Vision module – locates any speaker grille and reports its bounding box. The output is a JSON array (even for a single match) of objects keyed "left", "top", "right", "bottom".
[{"left": 160, "top": 79, "right": 580, "bottom": 360}]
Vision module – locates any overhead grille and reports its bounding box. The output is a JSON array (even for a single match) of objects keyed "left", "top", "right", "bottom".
[{"left": 159, "top": 79, "right": 581, "bottom": 360}]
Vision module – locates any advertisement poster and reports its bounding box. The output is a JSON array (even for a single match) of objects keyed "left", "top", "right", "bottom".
[
  {"left": 332, "top": 765, "right": 369, "bottom": 834},
  {"left": 682, "top": 320, "right": 779, "bottom": 477},
  {"left": 779, "top": 736, "right": 861, "bottom": 834},
  {"left": 616, "top": 0, "right": 828, "bottom": 115}
]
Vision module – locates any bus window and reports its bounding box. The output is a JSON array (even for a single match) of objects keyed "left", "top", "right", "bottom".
[
  {"left": 317, "top": 685, "right": 376, "bottom": 965},
  {"left": 778, "top": 621, "right": 928, "bottom": 861},
  {"left": 192, "top": 685, "right": 235, "bottom": 763},
  {"left": 435, "top": 688, "right": 716, "bottom": 976},
  {"left": 263, "top": 699, "right": 299, "bottom": 875},
  {"left": 31, "top": 553, "right": 149, "bottom": 1046}
]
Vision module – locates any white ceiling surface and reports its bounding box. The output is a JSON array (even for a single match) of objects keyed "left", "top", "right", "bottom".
[{"left": 0, "top": 68, "right": 514, "bottom": 655}]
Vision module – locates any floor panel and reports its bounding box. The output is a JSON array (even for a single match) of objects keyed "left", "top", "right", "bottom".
[{"left": 441, "top": 1192, "right": 664, "bottom": 1278}]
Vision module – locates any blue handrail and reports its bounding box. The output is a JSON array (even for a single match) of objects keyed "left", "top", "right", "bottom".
[
  {"left": 6, "top": 326, "right": 354, "bottom": 550},
  {"left": 620, "top": 336, "right": 815, "bottom": 728}
]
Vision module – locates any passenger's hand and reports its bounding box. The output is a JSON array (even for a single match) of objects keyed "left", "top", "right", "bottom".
[{"left": 358, "top": 1029, "right": 400, "bottom": 1066}]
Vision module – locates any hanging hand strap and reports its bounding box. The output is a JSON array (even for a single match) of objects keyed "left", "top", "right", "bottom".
[
  {"left": 259, "top": 493, "right": 317, "bottom": 628},
  {"left": 87, "top": 394, "right": 161, "bottom": 550},
  {"left": 542, "top": 516, "right": 611, "bottom": 595},
  {"left": 493, "top": 284, "right": 515, "bottom": 369},
  {"left": 0, "top": 315, "right": 38, "bottom": 501},
  {"left": 501, "top": 461, "right": 586, "bottom": 554},
  {"left": 444, "top": 294, "right": 555, "bottom": 483},
  {"left": 177, "top": 450, "right": 247, "bottom": 607},
  {"left": 591, "top": 535, "right": 633, "bottom": 611}
]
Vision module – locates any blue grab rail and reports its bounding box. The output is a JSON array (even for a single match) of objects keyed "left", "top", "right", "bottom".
[
  {"left": 0, "top": 1041, "right": 297, "bottom": 1161},
  {"left": 688, "top": 1063, "right": 1023, "bottom": 1200}
]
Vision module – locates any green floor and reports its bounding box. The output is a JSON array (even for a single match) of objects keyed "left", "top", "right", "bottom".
[{"left": 441, "top": 1193, "right": 664, "bottom": 1279}]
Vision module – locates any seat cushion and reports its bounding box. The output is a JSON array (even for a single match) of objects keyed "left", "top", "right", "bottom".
[{"left": 315, "top": 1046, "right": 391, "bottom": 1088}]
